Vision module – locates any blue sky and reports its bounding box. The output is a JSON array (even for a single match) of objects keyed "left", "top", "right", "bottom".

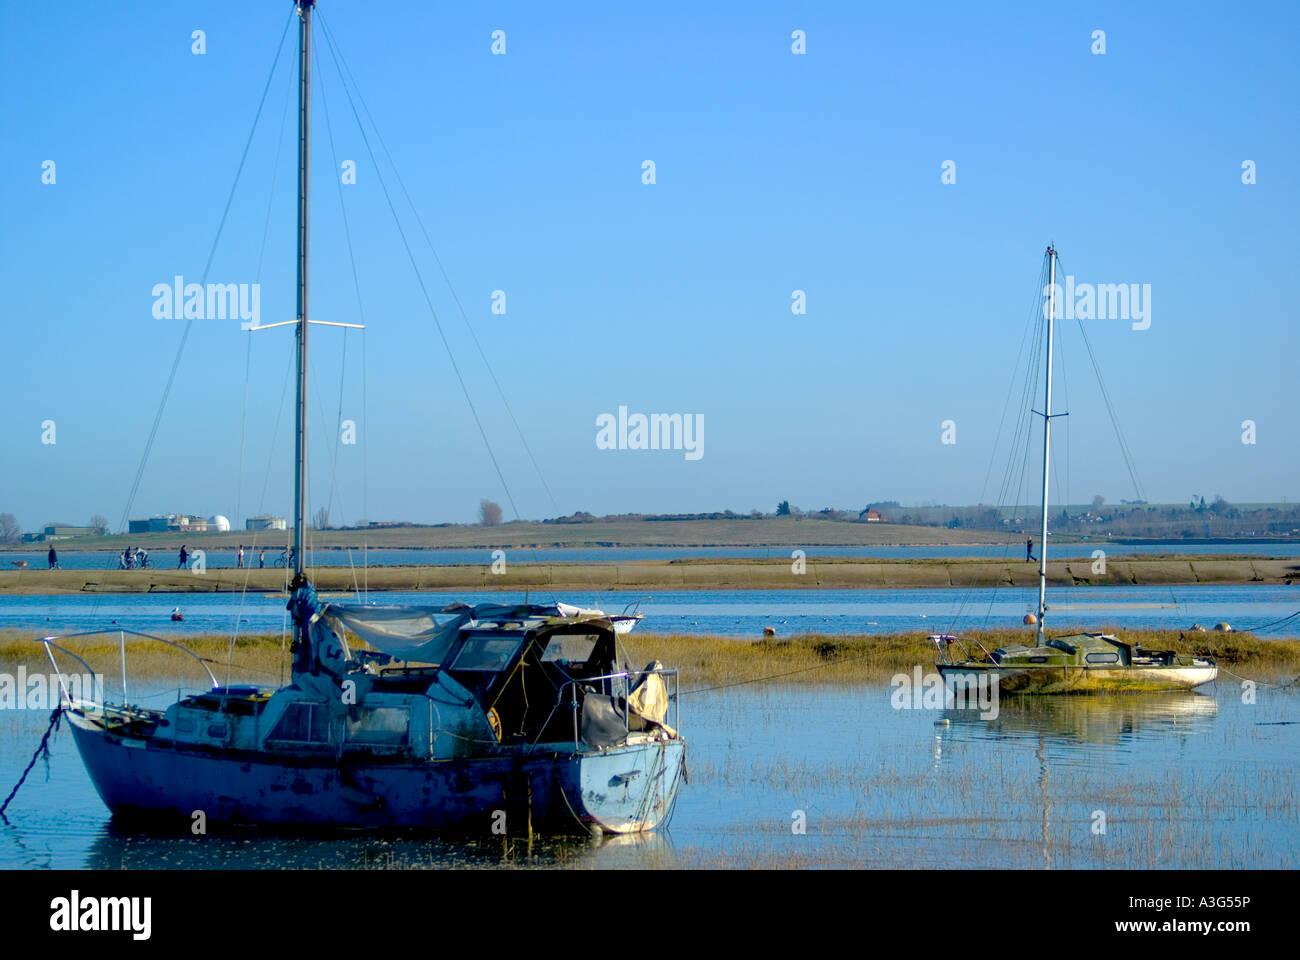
[{"left": 1, "top": 1, "right": 1297, "bottom": 530}]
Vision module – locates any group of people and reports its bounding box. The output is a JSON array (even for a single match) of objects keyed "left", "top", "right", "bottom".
[
  {"left": 118, "top": 546, "right": 149, "bottom": 569},
  {"left": 234, "top": 544, "right": 268, "bottom": 569},
  {"left": 174, "top": 544, "right": 276, "bottom": 569},
  {"left": 45, "top": 543, "right": 287, "bottom": 572}
]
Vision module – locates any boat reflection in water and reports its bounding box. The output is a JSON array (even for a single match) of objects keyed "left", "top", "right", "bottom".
[
  {"left": 934, "top": 690, "right": 1218, "bottom": 752},
  {"left": 83, "top": 820, "right": 675, "bottom": 871},
  {"left": 933, "top": 691, "right": 1220, "bottom": 868}
]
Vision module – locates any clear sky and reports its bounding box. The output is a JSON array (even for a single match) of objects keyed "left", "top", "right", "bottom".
[{"left": 1, "top": 1, "right": 1296, "bottom": 530}]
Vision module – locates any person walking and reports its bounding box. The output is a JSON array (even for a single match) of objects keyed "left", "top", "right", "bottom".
[
  {"left": 237, "top": 545, "right": 245, "bottom": 568},
  {"left": 1026, "top": 538, "right": 1035, "bottom": 563},
  {"left": 48, "top": 545, "right": 58, "bottom": 569},
  {"left": 178, "top": 544, "right": 189, "bottom": 569},
  {"left": 258, "top": 549, "right": 265, "bottom": 569}
]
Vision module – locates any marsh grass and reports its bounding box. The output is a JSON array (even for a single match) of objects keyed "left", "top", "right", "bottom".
[
  {"left": 2, "top": 626, "right": 1295, "bottom": 688},
  {"left": 622, "top": 627, "right": 1300, "bottom": 690},
  {"left": 0, "top": 629, "right": 289, "bottom": 688}
]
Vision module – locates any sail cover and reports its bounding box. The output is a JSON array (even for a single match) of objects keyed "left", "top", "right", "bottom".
[
  {"left": 318, "top": 600, "right": 614, "bottom": 664},
  {"left": 321, "top": 604, "right": 471, "bottom": 664}
]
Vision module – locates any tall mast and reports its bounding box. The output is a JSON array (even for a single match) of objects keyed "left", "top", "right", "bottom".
[
  {"left": 291, "top": 0, "right": 314, "bottom": 671},
  {"left": 1036, "top": 244, "right": 1057, "bottom": 645},
  {"left": 293, "top": 0, "right": 313, "bottom": 586}
]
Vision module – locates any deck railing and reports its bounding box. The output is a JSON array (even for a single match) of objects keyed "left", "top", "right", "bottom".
[
  {"left": 38, "top": 629, "right": 219, "bottom": 712},
  {"left": 551, "top": 666, "right": 680, "bottom": 751}
]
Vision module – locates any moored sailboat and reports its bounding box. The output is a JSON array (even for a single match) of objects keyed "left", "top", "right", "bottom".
[
  {"left": 39, "top": 0, "right": 686, "bottom": 834},
  {"left": 934, "top": 246, "right": 1217, "bottom": 694}
]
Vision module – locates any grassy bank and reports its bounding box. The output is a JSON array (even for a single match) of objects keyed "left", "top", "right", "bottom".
[
  {"left": 1, "top": 556, "right": 1297, "bottom": 595},
  {"left": 623, "top": 628, "right": 1300, "bottom": 687},
  {"left": 3, "top": 627, "right": 1294, "bottom": 689}
]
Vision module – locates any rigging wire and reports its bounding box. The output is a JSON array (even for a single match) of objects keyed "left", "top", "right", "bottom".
[
  {"left": 315, "top": 55, "right": 361, "bottom": 532},
  {"left": 1059, "top": 251, "right": 1146, "bottom": 504},
  {"left": 948, "top": 252, "right": 1052, "bottom": 630},
  {"left": 317, "top": 9, "right": 561, "bottom": 520},
  {"left": 117, "top": 8, "right": 296, "bottom": 535},
  {"left": 314, "top": 16, "right": 522, "bottom": 522},
  {"left": 237, "top": 53, "right": 298, "bottom": 537},
  {"left": 226, "top": 52, "right": 298, "bottom": 673}
]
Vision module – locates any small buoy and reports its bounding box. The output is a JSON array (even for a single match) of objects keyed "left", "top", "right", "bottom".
[
  {"left": 171, "top": 608, "right": 184, "bottom": 622},
  {"left": 1023, "top": 613, "right": 1037, "bottom": 626},
  {"left": 762, "top": 626, "right": 777, "bottom": 639},
  {"left": 1213, "top": 622, "right": 1233, "bottom": 632}
]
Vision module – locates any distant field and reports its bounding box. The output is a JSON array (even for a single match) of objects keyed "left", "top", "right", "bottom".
[
  {"left": 2, "top": 518, "right": 1021, "bottom": 552},
  {"left": 1, "top": 556, "right": 1295, "bottom": 594}
]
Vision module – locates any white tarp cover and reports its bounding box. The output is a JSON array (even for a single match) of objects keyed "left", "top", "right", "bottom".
[
  {"left": 322, "top": 604, "right": 470, "bottom": 664},
  {"left": 322, "top": 601, "right": 612, "bottom": 664}
]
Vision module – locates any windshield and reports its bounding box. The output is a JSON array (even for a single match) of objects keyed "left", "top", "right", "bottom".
[{"left": 448, "top": 633, "right": 526, "bottom": 673}]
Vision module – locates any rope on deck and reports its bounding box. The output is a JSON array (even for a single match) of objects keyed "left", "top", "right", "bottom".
[{"left": 0, "top": 707, "right": 62, "bottom": 820}]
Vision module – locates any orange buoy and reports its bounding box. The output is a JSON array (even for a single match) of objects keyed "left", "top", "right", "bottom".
[{"left": 1023, "top": 613, "right": 1037, "bottom": 626}]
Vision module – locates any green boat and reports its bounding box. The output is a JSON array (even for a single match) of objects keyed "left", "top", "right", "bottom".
[
  {"left": 934, "top": 631, "right": 1217, "bottom": 694},
  {"left": 935, "top": 246, "right": 1216, "bottom": 695}
]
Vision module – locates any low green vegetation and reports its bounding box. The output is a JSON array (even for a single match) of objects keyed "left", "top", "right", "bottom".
[{"left": 3, "top": 627, "right": 1294, "bottom": 690}]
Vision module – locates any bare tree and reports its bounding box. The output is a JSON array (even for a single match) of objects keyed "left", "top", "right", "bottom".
[
  {"left": 0, "top": 513, "right": 19, "bottom": 545},
  {"left": 313, "top": 507, "right": 330, "bottom": 530},
  {"left": 89, "top": 514, "right": 110, "bottom": 536},
  {"left": 479, "top": 499, "right": 503, "bottom": 527},
  {"left": 1091, "top": 494, "right": 1106, "bottom": 511}
]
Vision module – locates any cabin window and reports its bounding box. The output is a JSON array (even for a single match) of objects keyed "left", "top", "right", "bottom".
[
  {"left": 449, "top": 635, "right": 522, "bottom": 672},
  {"left": 1085, "top": 652, "right": 1120, "bottom": 664},
  {"left": 268, "top": 702, "right": 331, "bottom": 743},
  {"left": 541, "top": 635, "right": 599, "bottom": 665},
  {"left": 346, "top": 706, "right": 410, "bottom": 746}
]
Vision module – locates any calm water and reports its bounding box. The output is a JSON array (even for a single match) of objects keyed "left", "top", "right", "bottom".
[
  {"left": 1, "top": 680, "right": 1295, "bottom": 869},
  {"left": 9, "top": 541, "right": 1300, "bottom": 571},
  {"left": 3, "top": 585, "right": 1298, "bottom": 639}
]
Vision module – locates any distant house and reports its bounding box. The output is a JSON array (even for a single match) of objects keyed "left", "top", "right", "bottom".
[
  {"left": 246, "top": 515, "right": 288, "bottom": 531},
  {"left": 128, "top": 514, "right": 209, "bottom": 534},
  {"left": 859, "top": 508, "right": 885, "bottom": 522},
  {"left": 39, "top": 524, "right": 95, "bottom": 541}
]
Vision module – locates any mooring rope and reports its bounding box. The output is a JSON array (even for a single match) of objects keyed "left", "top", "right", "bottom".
[
  {"left": 678, "top": 649, "right": 885, "bottom": 696},
  {"left": 0, "top": 707, "right": 63, "bottom": 820},
  {"left": 1213, "top": 664, "right": 1300, "bottom": 689}
]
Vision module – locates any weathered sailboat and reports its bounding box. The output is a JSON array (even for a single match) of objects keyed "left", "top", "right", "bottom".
[
  {"left": 934, "top": 246, "right": 1217, "bottom": 694},
  {"left": 40, "top": 0, "right": 686, "bottom": 834}
]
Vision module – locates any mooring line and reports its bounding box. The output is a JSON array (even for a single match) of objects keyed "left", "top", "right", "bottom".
[
  {"left": 0, "top": 708, "right": 62, "bottom": 820},
  {"left": 678, "top": 650, "right": 884, "bottom": 696},
  {"left": 1214, "top": 664, "right": 1300, "bottom": 689}
]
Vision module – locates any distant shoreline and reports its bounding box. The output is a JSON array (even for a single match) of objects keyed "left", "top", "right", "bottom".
[
  {"left": 7, "top": 536, "right": 1300, "bottom": 554},
  {"left": 1, "top": 556, "right": 1295, "bottom": 595}
]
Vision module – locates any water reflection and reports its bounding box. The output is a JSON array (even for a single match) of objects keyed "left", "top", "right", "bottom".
[
  {"left": 83, "top": 821, "right": 676, "bottom": 870},
  {"left": 935, "top": 692, "right": 1218, "bottom": 750}
]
